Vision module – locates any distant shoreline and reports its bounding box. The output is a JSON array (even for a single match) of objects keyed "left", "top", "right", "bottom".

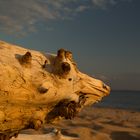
[
  {"left": 94, "top": 90, "right": 140, "bottom": 112},
  {"left": 93, "top": 105, "right": 140, "bottom": 112},
  {"left": 111, "top": 90, "right": 140, "bottom": 92}
]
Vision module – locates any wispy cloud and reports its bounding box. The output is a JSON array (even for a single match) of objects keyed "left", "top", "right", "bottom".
[
  {"left": 91, "top": 0, "right": 116, "bottom": 8},
  {"left": 0, "top": 0, "right": 132, "bottom": 36}
]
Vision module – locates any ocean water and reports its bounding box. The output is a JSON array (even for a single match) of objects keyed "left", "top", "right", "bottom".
[{"left": 95, "top": 91, "right": 140, "bottom": 111}]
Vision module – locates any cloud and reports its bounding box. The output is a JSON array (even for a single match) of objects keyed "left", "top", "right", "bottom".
[
  {"left": 0, "top": 0, "right": 133, "bottom": 36},
  {"left": 91, "top": 0, "right": 116, "bottom": 8},
  {"left": 0, "top": 0, "right": 56, "bottom": 36},
  {"left": 91, "top": 0, "right": 133, "bottom": 8}
]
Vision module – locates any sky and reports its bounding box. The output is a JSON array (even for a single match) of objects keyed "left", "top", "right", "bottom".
[{"left": 0, "top": 0, "right": 140, "bottom": 90}]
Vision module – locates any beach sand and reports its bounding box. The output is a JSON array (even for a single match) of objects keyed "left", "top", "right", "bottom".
[{"left": 12, "top": 106, "right": 140, "bottom": 140}]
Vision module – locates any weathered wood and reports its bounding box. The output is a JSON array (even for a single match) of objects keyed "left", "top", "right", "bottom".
[{"left": 0, "top": 40, "right": 110, "bottom": 139}]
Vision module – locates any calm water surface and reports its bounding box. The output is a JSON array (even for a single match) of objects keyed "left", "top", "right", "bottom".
[{"left": 95, "top": 91, "right": 140, "bottom": 111}]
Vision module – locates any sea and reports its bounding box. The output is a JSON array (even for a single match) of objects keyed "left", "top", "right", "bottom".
[{"left": 95, "top": 90, "right": 140, "bottom": 111}]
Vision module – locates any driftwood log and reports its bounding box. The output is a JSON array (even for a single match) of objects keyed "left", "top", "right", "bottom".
[{"left": 0, "top": 41, "right": 110, "bottom": 140}]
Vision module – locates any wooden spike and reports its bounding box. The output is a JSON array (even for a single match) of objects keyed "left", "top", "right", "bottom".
[
  {"left": 21, "top": 51, "right": 32, "bottom": 64},
  {"left": 57, "top": 49, "right": 65, "bottom": 61},
  {"left": 65, "top": 50, "right": 79, "bottom": 72},
  {"left": 65, "top": 51, "right": 73, "bottom": 61}
]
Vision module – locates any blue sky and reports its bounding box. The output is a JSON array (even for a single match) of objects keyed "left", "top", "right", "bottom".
[{"left": 0, "top": 0, "right": 140, "bottom": 90}]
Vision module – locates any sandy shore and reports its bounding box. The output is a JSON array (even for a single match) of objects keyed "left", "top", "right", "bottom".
[{"left": 13, "top": 106, "right": 140, "bottom": 140}]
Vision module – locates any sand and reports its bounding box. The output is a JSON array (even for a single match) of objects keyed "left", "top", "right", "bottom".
[{"left": 12, "top": 106, "right": 140, "bottom": 140}]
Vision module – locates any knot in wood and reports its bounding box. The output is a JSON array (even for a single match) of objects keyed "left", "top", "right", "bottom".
[{"left": 61, "top": 62, "right": 71, "bottom": 74}]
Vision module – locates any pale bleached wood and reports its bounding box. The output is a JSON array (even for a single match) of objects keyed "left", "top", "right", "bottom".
[{"left": 0, "top": 41, "right": 110, "bottom": 139}]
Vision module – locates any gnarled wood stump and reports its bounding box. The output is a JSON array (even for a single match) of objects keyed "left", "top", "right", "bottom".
[{"left": 0, "top": 41, "right": 110, "bottom": 139}]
